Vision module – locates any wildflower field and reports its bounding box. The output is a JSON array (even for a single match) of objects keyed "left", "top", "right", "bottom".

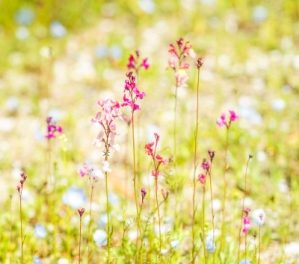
[{"left": 0, "top": 0, "right": 299, "bottom": 263}]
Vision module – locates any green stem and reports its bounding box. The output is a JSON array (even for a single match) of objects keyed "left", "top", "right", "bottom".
[
  {"left": 19, "top": 194, "right": 23, "bottom": 264},
  {"left": 79, "top": 216, "right": 82, "bottom": 264},
  {"left": 192, "top": 68, "right": 200, "bottom": 263},
  {"left": 208, "top": 168, "right": 215, "bottom": 264},
  {"left": 87, "top": 181, "right": 94, "bottom": 263},
  {"left": 220, "top": 128, "right": 230, "bottom": 251},
  {"left": 202, "top": 186, "right": 207, "bottom": 263},
  {"left": 105, "top": 171, "right": 110, "bottom": 263},
  {"left": 237, "top": 156, "right": 252, "bottom": 263},
  {"left": 258, "top": 226, "right": 261, "bottom": 264},
  {"left": 155, "top": 177, "right": 162, "bottom": 257}
]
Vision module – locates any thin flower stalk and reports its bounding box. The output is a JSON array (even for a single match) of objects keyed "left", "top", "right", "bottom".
[
  {"left": 191, "top": 57, "right": 203, "bottom": 263},
  {"left": 17, "top": 171, "right": 27, "bottom": 264},
  {"left": 168, "top": 38, "right": 192, "bottom": 169},
  {"left": 145, "top": 133, "right": 169, "bottom": 256},
  {"left": 237, "top": 155, "right": 253, "bottom": 263},
  {"left": 216, "top": 110, "right": 238, "bottom": 250},
  {"left": 92, "top": 98, "right": 121, "bottom": 263},
  {"left": 78, "top": 208, "right": 85, "bottom": 264}
]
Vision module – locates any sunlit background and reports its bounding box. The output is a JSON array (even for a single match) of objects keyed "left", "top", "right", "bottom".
[{"left": 0, "top": 0, "right": 299, "bottom": 263}]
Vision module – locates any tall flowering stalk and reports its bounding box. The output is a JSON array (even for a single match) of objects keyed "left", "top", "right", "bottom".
[
  {"left": 45, "top": 116, "right": 62, "bottom": 188},
  {"left": 241, "top": 208, "right": 251, "bottom": 263},
  {"left": 92, "top": 99, "right": 121, "bottom": 263},
  {"left": 79, "top": 164, "right": 101, "bottom": 263},
  {"left": 127, "top": 51, "right": 149, "bottom": 190},
  {"left": 191, "top": 57, "right": 203, "bottom": 263},
  {"left": 17, "top": 171, "right": 27, "bottom": 264},
  {"left": 197, "top": 158, "right": 212, "bottom": 263},
  {"left": 145, "top": 133, "right": 169, "bottom": 256},
  {"left": 78, "top": 208, "right": 85, "bottom": 264},
  {"left": 168, "top": 38, "right": 192, "bottom": 168},
  {"left": 237, "top": 154, "right": 253, "bottom": 263},
  {"left": 216, "top": 110, "right": 238, "bottom": 249},
  {"left": 121, "top": 72, "right": 145, "bottom": 232}
]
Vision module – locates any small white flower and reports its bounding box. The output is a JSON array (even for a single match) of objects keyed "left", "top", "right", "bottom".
[{"left": 252, "top": 209, "right": 266, "bottom": 226}]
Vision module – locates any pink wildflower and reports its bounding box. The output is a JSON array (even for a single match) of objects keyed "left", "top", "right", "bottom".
[
  {"left": 168, "top": 38, "right": 192, "bottom": 71},
  {"left": 127, "top": 50, "right": 150, "bottom": 72},
  {"left": 92, "top": 99, "right": 121, "bottom": 153},
  {"left": 145, "top": 133, "right": 169, "bottom": 177},
  {"left": 122, "top": 72, "right": 145, "bottom": 112},
  {"left": 216, "top": 110, "right": 238, "bottom": 128},
  {"left": 46, "top": 116, "right": 63, "bottom": 139},
  {"left": 198, "top": 173, "right": 206, "bottom": 184},
  {"left": 201, "top": 159, "right": 210, "bottom": 172},
  {"left": 242, "top": 208, "right": 251, "bottom": 235}
]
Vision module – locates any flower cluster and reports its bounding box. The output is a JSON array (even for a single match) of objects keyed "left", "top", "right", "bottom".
[
  {"left": 242, "top": 208, "right": 251, "bottom": 235},
  {"left": 168, "top": 38, "right": 192, "bottom": 87},
  {"left": 145, "top": 133, "right": 169, "bottom": 177},
  {"left": 17, "top": 171, "right": 27, "bottom": 194},
  {"left": 127, "top": 50, "right": 150, "bottom": 72},
  {"left": 92, "top": 99, "right": 121, "bottom": 154},
  {"left": 216, "top": 110, "right": 239, "bottom": 128},
  {"left": 198, "top": 150, "right": 215, "bottom": 185},
  {"left": 122, "top": 72, "right": 145, "bottom": 112},
  {"left": 46, "top": 116, "right": 63, "bottom": 139},
  {"left": 79, "top": 163, "right": 103, "bottom": 181}
]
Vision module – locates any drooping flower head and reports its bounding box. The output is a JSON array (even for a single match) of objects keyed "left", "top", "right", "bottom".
[
  {"left": 216, "top": 110, "right": 239, "bottom": 128},
  {"left": 46, "top": 116, "right": 63, "bottom": 139},
  {"left": 168, "top": 38, "right": 192, "bottom": 87},
  {"left": 92, "top": 99, "right": 121, "bottom": 156},
  {"left": 141, "top": 188, "right": 147, "bottom": 203},
  {"left": 145, "top": 133, "right": 169, "bottom": 177},
  {"left": 127, "top": 50, "right": 150, "bottom": 72},
  {"left": 122, "top": 72, "right": 145, "bottom": 112}
]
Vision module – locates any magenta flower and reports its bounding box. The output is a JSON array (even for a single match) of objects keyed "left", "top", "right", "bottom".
[
  {"left": 201, "top": 159, "right": 210, "bottom": 172},
  {"left": 145, "top": 133, "right": 169, "bottom": 177},
  {"left": 242, "top": 208, "right": 251, "bottom": 235},
  {"left": 216, "top": 110, "right": 239, "bottom": 128},
  {"left": 45, "top": 116, "right": 63, "bottom": 139},
  {"left": 127, "top": 50, "right": 150, "bottom": 72},
  {"left": 198, "top": 173, "right": 206, "bottom": 184},
  {"left": 122, "top": 72, "right": 145, "bottom": 112}
]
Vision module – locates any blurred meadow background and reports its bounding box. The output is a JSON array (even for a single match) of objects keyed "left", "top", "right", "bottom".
[{"left": 0, "top": 0, "right": 299, "bottom": 263}]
